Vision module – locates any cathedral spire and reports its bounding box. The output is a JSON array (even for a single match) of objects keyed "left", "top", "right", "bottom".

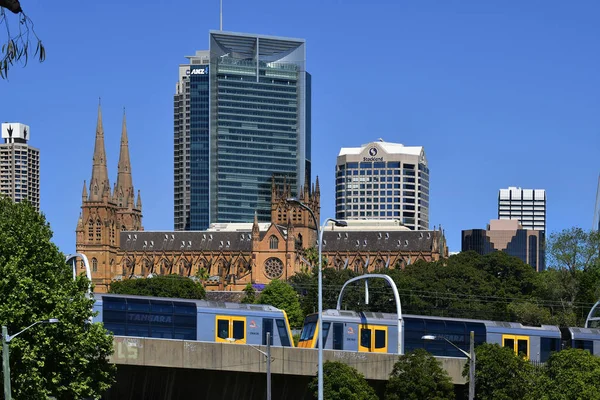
[
  {"left": 136, "top": 190, "right": 142, "bottom": 211},
  {"left": 89, "top": 101, "right": 110, "bottom": 201},
  {"left": 115, "top": 109, "right": 134, "bottom": 208}
]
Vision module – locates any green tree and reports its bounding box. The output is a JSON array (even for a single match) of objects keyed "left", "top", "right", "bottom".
[
  {"left": 256, "top": 279, "right": 303, "bottom": 328},
  {"left": 385, "top": 348, "right": 454, "bottom": 400},
  {"left": 109, "top": 274, "right": 206, "bottom": 299},
  {"left": 241, "top": 282, "right": 256, "bottom": 304},
  {"left": 0, "top": 0, "right": 46, "bottom": 78},
  {"left": 547, "top": 227, "right": 600, "bottom": 274},
  {"left": 528, "top": 348, "right": 600, "bottom": 400},
  {"left": 468, "top": 343, "right": 532, "bottom": 400},
  {"left": 308, "top": 361, "right": 378, "bottom": 400},
  {"left": 0, "top": 196, "right": 114, "bottom": 398}
]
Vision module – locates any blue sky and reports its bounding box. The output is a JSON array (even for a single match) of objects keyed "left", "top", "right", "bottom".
[{"left": 1, "top": 0, "right": 598, "bottom": 254}]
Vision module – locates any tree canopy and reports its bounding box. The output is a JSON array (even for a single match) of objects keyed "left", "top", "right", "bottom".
[
  {"left": 0, "top": 197, "right": 114, "bottom": 398},
  {"left": 109, "top": 274, "right": 206, "bottom": 299},
  {"left": 255, "top": 279, "right": 303, "bottom": 328},
  {"left": 467, "top": 343, "right": 532, "bottom": 400},
  {"left": 308, "top": 361, "right": 378, "bottom": 400},
  {"left": 385, "top": 348, "right": 455, "bottom": 400},
  {"left": 530, "top": 348, "right": 600, "bottom": 400}
]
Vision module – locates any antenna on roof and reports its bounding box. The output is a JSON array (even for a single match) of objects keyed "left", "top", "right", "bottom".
[
  {"left": 378, "top": 138, "right": 384, "bottom": 142},
  {"left": 220, "top": 0, "right": 223, "bottom": 30}
]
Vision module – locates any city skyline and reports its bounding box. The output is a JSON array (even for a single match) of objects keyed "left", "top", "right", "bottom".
[{"left": 0, "top": 0, "right": 598, "bottom": 255}]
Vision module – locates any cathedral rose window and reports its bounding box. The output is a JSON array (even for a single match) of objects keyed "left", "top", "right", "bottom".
[{"left": 264, "top": 257, "right": 283, "bottom": 279}]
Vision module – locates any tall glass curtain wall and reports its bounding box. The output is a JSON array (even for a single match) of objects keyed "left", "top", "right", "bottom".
[
  {"left": 190, "top": 67, "right": 210, "bottom": 230},
  {"left": 215, "top": 57, "right": 299, "bottom": 223},
  {"left": 335, "top": 161, "right": 429, "bottom": 229}
]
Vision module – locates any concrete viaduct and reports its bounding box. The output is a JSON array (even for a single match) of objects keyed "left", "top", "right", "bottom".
[{"left": 103, "top": 336, "right": 467, "bottom": 399}]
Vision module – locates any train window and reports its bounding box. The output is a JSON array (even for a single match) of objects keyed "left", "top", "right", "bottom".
[
  {"left": 360, "top": 328, "right": 372, "bottom": 349},
  {"left": 127, "top": 324, "right": 149, "bottom": 337},
  {"left": 503, "top": 337, "right": 515, "bottom": 349},
  {"left": 574, "top": 340, "right": 593, "bottom": 353},
  {"left": 232, "top": 320, "right": 245, "bottom": 340},
  {"left": 375, "top": 329, "right": 386, "bottom": 349},
  {"left": 217, "top": 319, "right": 229, "bottom": 339},
  {"left": 150, "top": 326, "right": 173, "bottom": 339},
  {"left": 321, "top": 323, "right": 331, "bottom": 348},
  {"left": 263, "top": 319, "right": 274, "bottom": 345},
  {"left": 333, "top": 323, "right": 344, "bottom": 350},
  {"left": 517, "top": 339, "right": 528, "bottom": 359},
  {"left": 104, "top": 297, "right": 126, "bottom": 311},
  {"left": 150, "top": 300, "right": 173, "bottom": 314},
  {"left": 127, "top": 299, "right": 151, "bottom": 312},
  {"left": 276, "top": 319, "right": 291, "bottom": 347},
  {"left": 103, "top": 310, "right": 127, "bottom": 323},
  {"left": 104, "top": 323, "right": 126, "bottom": 336},
  {"left": 540, "top": 338, "right": 560, "bottom": 362},
  {"left": 173, "top": 302, "right": 197, "bottom": 315},
  {"left": 300, "top": 322, "right": 316, "bottom": 342},
  {"left": 174, "top": 327, "right": 196, "bottom": 340}
]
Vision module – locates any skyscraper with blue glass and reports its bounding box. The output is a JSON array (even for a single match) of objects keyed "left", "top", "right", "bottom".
[{"left": 174, "top": 31, "right": 311, "bottom": 230}]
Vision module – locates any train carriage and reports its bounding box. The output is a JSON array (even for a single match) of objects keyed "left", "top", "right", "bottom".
[
  {"left": 93, "top": 293, "right": 294, "bottom": 347},
  {"left": 299, "top": 310, "right": 566, "bottom": 362}
]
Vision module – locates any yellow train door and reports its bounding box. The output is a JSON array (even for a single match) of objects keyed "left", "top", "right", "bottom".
[
  {"left": 502, "top": 334, "right": 529, "bottom": 360},
  {"left": 358, "top": 326, "right": 388, "bottom": 353},
  {"left": 215, "top": 315, "right": 247, "bottom": 344}
]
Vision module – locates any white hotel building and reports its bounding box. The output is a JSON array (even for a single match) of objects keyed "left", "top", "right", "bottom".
[{"left": 335, "top": 140, "right": 429, "bottom": 231}]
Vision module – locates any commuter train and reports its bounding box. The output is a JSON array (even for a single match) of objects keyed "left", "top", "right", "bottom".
[
  {"left": 92, "top": 293, "right": 294, "bottom": 347},
  {"left": 298, "top": 309, "right": 600, "bottom": 362}
]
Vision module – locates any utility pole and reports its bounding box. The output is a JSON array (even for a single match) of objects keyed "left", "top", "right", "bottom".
[
  {"left": 266, "top": 332, "right": 271, "bottom": 400},
  {"left": 2, "top": 326, "right": 11, "bottom": 400}
]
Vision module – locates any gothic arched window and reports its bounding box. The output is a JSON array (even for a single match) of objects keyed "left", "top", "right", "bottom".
[
  {"left": 92, "top": 258, "right": 98, "bottom": 273},
  {"left": 269, "top": 235, "right": 279, "bottom": 250},
  {"left": 88, "top": 220, "right": 94, "bottom": 241},
  {"left": 95, "top": 220, "right": 102, "bottom": 241}
]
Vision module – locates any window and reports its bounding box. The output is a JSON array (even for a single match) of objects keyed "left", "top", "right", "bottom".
[
  {"left": 276, "top": 319, "right": 291, "bottom": 347},
  {"left": 216, "top": 316, "right": 246, "bottom": 344},
  {"left": 92, "top": 258, "right": 98, "bottom": 272},
  {"left": 269, "top": 235, "right": 279, "bottom": 250}
]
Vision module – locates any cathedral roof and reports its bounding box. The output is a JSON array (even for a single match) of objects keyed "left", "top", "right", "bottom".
[{"left": 120, "top": 231, "right": 254, "bottom": 252}]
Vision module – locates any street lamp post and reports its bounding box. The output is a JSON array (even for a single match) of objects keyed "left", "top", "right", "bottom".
[
  {"left": 2, "top": 319, "right": 59, "bottom": 400},
  {"left": 286, "top": 197, "right": 346, "bottom": 400},
  {"left": 226, "top": 333, "right": 272, "bottom": 400},
  {"left": 422, "top": 330, "right": 475, "bottom": 400}
]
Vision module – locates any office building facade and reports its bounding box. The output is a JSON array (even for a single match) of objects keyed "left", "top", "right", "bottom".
[
  {"left": 0, "top": 123, "right": 40, "bottom": 211},
  {"left": 462, "top": 219, "right": 545, "bottom": 271},
  {"left": 174, "top": 31, "right": 311, "bottom": 230},
  {"left": 335, "top": 140, "right": 429, "bottom": 230},
  {"left": 498, "top": 187, "right": 546, "bottom": 231}
]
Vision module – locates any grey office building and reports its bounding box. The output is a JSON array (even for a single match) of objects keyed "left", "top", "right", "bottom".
[
  {"left": 0, "top": 123, "right": 40, "bottom": 211},
  {"left": 174, "top": 31, "right": 311, "bottom": 230}
]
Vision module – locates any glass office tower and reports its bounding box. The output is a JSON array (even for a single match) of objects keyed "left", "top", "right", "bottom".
[{"left": 174, "top": 31, "right": 310, "bottom": 230}]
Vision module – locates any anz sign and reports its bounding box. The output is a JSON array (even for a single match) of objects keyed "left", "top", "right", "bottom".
[{"left": 188, "top": 65, "right": 209, "bottom": 75}]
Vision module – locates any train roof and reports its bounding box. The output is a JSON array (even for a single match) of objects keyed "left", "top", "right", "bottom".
[
  {"left": 94, "top": 293, "right": 283, "bottom": 313},
  {"left": 319, "top": 309, "right": 561, "bottom": 334},
  {"left": 566, "top": 326, "right": 600, "bottom": 340}
]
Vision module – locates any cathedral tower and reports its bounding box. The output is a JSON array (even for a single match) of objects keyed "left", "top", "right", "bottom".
[{"left": 76, "top": 104, "right": 143, "bottom": 293}]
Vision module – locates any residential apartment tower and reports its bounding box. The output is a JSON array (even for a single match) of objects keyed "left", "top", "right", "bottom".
[{"left": 0, "top": 123, "right": 40, "bottom": 211}]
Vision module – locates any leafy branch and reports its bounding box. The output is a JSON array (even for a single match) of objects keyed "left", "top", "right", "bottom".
[{"left": 0, "top": 0, "right": 45, "bottom": 79}]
